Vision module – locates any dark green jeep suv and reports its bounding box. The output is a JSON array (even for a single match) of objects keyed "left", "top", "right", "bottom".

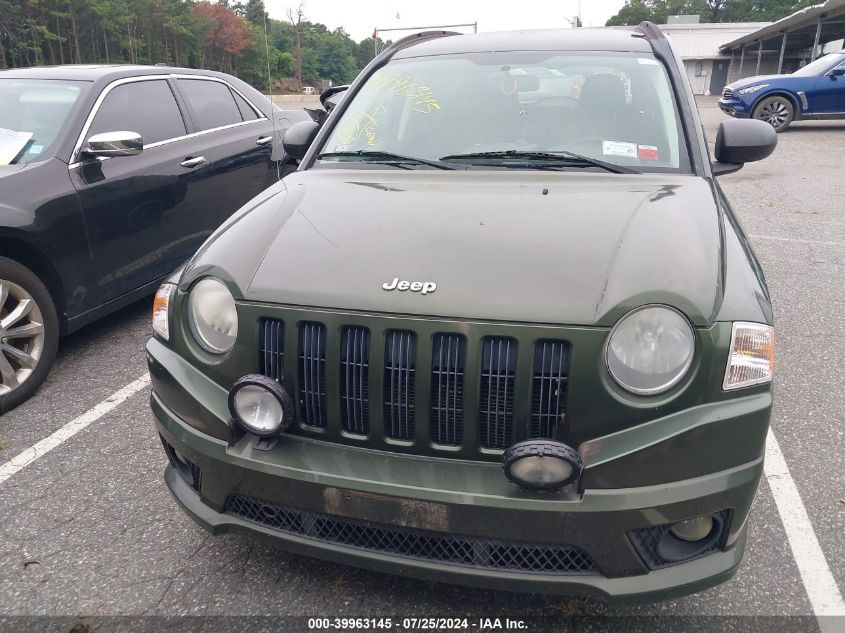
[{"left": 147, "top": 23, "right": 778, "bottom": 602}]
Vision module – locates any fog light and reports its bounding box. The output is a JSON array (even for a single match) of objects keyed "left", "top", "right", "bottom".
[
  {"left": 656, "top": 512, "right": 723, "bottom": 563},
  {"left": 502, "top": 440, "right": 582, "bottom": 490},
  {"left": 228, "top": 374, "right": 294, "bottom": 437},
  {"left": 670, "top": 515, "right": 714, "bottom": 542}
]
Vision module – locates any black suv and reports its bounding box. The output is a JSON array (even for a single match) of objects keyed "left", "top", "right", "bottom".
[{"left": 0, "top": 65, "right": 308, "bottom": 412}]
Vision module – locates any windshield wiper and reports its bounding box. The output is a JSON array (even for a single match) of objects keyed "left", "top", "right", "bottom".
[
  {"left": 439, "top": 150, "right": 638, "bottom": 174},
  {"left": 316, "top": 150, "right": 456, "bottom": 170}
]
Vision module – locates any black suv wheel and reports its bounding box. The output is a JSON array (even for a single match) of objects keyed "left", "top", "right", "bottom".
[{"left": 0, "top": 257, "right": 58, "bottom": 413}]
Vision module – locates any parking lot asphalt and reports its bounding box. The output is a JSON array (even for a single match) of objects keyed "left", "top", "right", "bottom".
[{"left": 0, "top": 97, "right": 842, "bottom": 627}]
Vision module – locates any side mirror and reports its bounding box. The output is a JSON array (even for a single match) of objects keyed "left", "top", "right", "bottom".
[
  {"left": 320, "top": 85, "right": 348, "bottom": 112},
  {"left": 83, "top": 131, "right": 143, "bottom": 157},
  {"left": 712, "top": 119, "right": 777, "bottom": 176},
  {"left": 282, "top": 120, "right": 320, "bottom": 160},
  {"left": 826, "top": 67, "right": 845, "bottom": 78}
]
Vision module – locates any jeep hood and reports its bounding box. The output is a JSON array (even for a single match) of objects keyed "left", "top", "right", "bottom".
[{"left": 220, "top": 170, "right": 723, "bottom": 328}]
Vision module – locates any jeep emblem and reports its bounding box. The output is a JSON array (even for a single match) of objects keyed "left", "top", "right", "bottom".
[{"left": 382, "top": 278, "right": 437, "bottom": 295}]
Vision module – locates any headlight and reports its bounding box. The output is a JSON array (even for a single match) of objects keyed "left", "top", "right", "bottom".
[
  {"left": 723, "top": 322, "right": 774, "bottom": 390},
  {"left": 152, "top": 283, "right": 175, "bottom": 340},
  {"left": 188, "top": 277, "right": 238, "bottom": 354},
  {"left": 605, "top": 305, "right": 695, "bottom": 396},
  {"left": 738, "top": 83, "right": 769, "bottom": 95}
]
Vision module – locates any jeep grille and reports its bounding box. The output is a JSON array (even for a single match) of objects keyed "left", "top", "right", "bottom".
[{"left": 258, "top": 317, "right": 571, "bottom": 460}]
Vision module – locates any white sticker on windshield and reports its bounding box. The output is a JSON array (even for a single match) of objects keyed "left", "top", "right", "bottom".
[
  {"left": 637, "top": 57, "right": 660, "bottom": 66},
  {"left": 28, "top": 143, "right": 44, "bottom": 155},
  {"left": 602, "top": 140, "right": 637, "bottom": 159},
  {"left": 0, "top": 128, "right": 33, "bottom": 165}
]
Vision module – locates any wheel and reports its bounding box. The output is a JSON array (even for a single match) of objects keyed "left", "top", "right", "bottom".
[
  {"left": 753, "top": 95, "right": 794, "bottom": 132},
  {"left": 0, "top": 257, "right": 59, "bottom": 413}
]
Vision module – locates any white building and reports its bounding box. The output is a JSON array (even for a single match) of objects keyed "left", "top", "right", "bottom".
[{"left": 659, "top": 22, "right": 772, "bottom": 95}]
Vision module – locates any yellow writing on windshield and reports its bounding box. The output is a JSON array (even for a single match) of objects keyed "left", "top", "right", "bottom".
[{"left": 371, "top": 73, "right": 441, "bottom": 113}]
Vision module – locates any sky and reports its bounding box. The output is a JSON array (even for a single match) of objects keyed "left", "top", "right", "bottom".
[{"left": 267, "top": 0, "right": 628, "bottom": 43}]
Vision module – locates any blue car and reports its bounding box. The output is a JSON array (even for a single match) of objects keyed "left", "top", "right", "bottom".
[{"left": 719, "top": 51, "right": 845, "bottom": 131}]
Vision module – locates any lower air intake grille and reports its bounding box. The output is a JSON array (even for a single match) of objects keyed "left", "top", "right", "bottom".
[
  {"left": 298, "top": 322, "right": 327, "bottom": 427},
  {"left": 531, "top": 341, "right": 570, "bottom": 439},
  {"left": 226, "top": 494, "right": 597, "bottom": 575},
  {"left": 431, "top": 334, "right": 465, "bottom": 445},
  {"left": 384, "top": 330, "right": 416, "bottom": 440},
  {"left": 479, "top": 337, "right": 516, "bottom": 449},
  {"left": 259, "top": 319, "right": 285, "bottom": 381},
  {"left": 340, "top": 327, "right": 370, "bottom": 435}
]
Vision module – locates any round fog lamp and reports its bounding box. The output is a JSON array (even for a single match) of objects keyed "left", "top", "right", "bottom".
[
  {"left": 669, "top": 515, "right": 715, "bottom": 542},
  {"left": 228, "top": 374, "right": 294, "bottom": 437},
  {"left": 502, "top": 440, "right": 582, "bottom": 490}
]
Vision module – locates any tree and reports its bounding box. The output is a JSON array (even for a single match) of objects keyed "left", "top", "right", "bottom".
[
  {"left": 287, "top": 0, "right": 304, "bottom": 89},
  {"left": 606, "top": 0, "right": 818, "bottom": 25},
  {"left": 193, "top": 1, "right": 250, "bottom": 72}
]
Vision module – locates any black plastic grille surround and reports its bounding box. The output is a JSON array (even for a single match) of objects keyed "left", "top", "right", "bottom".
[
  {"left": 383, "top": 330, "right": 416, "bottom": 441},
  {"left": 226, "top": 494, "right": 597, "bottom": 575},
  {"left": 430, "top": 334, "right": 465, "bottom": 446},
  {"left": 531, "top": 341, "right": 570, "bottom": 440},
  {"left": 629, "top": 509, "right": 732, "bottom": 570},
  {"left": 298, "top": 322, "right": 327, "bottom": 428},
  {"left": 340, "top": 327, "right": 370, "bottom": 435},
  {"left": 479, "top": 337, "right": 516, "bottom": 449}
]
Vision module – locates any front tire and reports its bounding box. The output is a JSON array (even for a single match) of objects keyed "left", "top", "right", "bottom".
[
  {"left": 0, "top": 257, "right": 59, "bottom": 413},
  {"left": 753, "top": 95, "right": 794, "bottom": 132}
]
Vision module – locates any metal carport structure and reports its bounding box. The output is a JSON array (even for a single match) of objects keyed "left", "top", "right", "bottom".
[{"left": 720, "top": 0, "right": 845, "bottom": 79}]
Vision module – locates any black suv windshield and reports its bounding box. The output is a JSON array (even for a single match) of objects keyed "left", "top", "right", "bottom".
[
  {"left": 0, "top": 79, "right": 88, "bottom": 165},
  {"left": 320, "top": 51, "right": 689, "bottom": 173}
]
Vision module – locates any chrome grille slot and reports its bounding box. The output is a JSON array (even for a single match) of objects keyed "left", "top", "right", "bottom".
[
  {"left": 259, "top": 319, "right": 285, "bottom": 382},
  {"left": 531, "top": 341, "right": 570, "bottom": 439},
  {"left": 384, "top": 330, "right": 416, "bottom": 441},
  {"left": 722, "top": 87, "right": 733, "bottom": 99},
  {"left": 431, "top": 334, "right": 465, "bottom": 446},
  {"left": 479, "top": 337, "right": 516, "bottom": 450},
  {"left": 298, "top": 322, "right": 327, "bottom": 428},
  {"left": 340, "top": 327, "right": 370, "bottom": 435}
]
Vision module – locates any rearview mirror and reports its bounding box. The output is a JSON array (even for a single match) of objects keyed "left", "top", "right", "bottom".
[
  {"left": 282, "top": 120, "right": 320, "bottom": 160},
  {"left": 826, "top": 67, "right": 845, "bottom": 77},
  {"left": 83, "top": 131, "right": 143, "bottom": 157},
  {"left": 712, "top": 119, "right": 777, "bottom": 176}
]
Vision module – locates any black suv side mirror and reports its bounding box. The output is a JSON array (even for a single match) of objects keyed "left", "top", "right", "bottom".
[
  {"left": 825, "top": 67, "right": 845, "bottom": 78},
  {"left": 320, "top": 85, "right": 349, "bottom": 112},
  {"left": 712, "top": 119, "right": 777, "bottom": 176},
  {"left": 282, "top": 120, "right": 320, "bottom": 160}
]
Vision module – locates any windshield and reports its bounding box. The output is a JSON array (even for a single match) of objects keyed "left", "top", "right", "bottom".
[
  {"left": 0, "top": 79, "right": 87, "bottom": 165},
  {"left": 793, "top": 53, "right": 845, "bottom": 76},
  {"left": 320, "top": 51, "right": 688, "bottom": 172}
]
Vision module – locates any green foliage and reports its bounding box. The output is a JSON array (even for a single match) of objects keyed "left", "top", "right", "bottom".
[
  {"left": 0, "top": 0, "right": 373, "bottom": 90},
  {"left": 606, "top": 0, "right": 818, "bottom": 25}
]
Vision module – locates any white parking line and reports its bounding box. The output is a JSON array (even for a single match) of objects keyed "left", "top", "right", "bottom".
[
  {"left": 0, "top": 374, "right": 150, "bottom": 485},
  {"left": 764, "top": 429, "right": 845, "bottom": 625}
]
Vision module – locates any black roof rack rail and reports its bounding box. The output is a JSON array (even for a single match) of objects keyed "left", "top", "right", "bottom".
[
  {"left": 378, "top": 30, "right": 461, "bottom": 60},
  {"left": 635, "top": 21, "right": 667, "bottom": 42}
]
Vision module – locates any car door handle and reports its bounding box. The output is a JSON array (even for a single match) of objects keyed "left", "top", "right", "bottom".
[
  {"left": 180, "top": 156, "right": 206, "bottom": 168},
  {"left": 256, "top": 136, "right": 273, "bottom": 146}
]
